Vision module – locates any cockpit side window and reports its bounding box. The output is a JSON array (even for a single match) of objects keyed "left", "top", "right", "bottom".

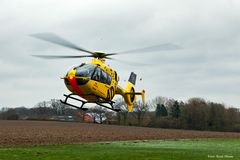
[
  {"left": 75, "top": 64, "right": 96, "bottom": 78},
  {"left": 92, "top": 67, "right": 112, "bottom": 85},
  {"left": 92, "top": 67, "right": 101, "bottom": 81},
  {"left": 101, "top": 71, "right": 108, "bottom": 84},
  {"left": 114, "top": 71, "right": 118, "bottom": 81}
]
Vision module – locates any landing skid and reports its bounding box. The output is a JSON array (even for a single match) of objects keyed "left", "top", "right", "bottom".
[{"left": 60, "top": 94, "right": 121, "bottom": 112}]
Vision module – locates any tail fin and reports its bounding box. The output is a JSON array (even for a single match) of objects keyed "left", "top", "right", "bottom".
[{"left": 123, "top": 72, "right": 145, "bottom": 111}]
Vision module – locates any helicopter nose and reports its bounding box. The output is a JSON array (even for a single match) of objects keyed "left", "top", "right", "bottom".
[
  {"left": 64, "top": 69, "right": 74, "bottom": 86},
  {"left": 67, "top": 75, "right": 84, "bottom": 96},
  {"left": 68, "top": 76, "right": 74, "bottom": 80},
  {"left": 67, "top": 69, "right": 76, "bottom": 77}
]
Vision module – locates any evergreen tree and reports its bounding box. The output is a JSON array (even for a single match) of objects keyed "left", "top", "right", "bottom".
[
  {"left": 156, "top": 104, "right": 168, "bottom": 117},
  {"left": 172, "top": 101, "right": 181, "bottom": 118},
  {"left": 156, "top": 104, "right": 161, "bottom": 117}
]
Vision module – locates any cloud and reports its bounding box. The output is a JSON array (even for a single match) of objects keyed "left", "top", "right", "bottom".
[{"left": 0, "top": 0, "right": 240, "bottom": 108}]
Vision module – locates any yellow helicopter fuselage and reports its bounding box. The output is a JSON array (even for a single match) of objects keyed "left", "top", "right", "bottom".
[
  {"left": 63, "top": 58, "right": 144, "bottom": 111},
  {"left": 64, "top": 58, "right": 117, "bottom": 101}
]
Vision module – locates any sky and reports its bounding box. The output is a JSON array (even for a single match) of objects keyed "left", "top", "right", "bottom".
[{"left": 0, "top": 0, "right": 240, "bottom": 108}]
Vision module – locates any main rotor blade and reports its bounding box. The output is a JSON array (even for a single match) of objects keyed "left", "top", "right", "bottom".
[
  {"left": 112, "top": 43, "right": 182, "bottom": 54},
  {"left": 31, "top": 33, "right": 95, "bottom": 55},
  {"left": 107, "top": 57, "right": 149, "bottom": 66},
  {"left": 31, "top": 55, "right": 93, "bottom": 59}
]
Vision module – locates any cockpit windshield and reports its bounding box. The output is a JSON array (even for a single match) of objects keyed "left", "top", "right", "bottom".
[
  {"left": 75, "top": 64, "right": 96, "bottom": 78},
  {"left": 75, "top": 63, "right": 112, "bottom": 85}
]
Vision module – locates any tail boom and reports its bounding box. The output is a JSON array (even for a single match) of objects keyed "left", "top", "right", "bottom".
[{"left": 116, "top": 72, "right": 145, "bottom": 111}]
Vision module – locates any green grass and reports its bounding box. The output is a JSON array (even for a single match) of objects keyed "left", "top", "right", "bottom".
[{"left": 0, "top": 139, "right": 239, "bottom": 160}]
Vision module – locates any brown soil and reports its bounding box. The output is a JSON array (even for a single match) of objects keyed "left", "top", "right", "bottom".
[{"left": 0, "top": 120, "right": 240, "bottom": 146}]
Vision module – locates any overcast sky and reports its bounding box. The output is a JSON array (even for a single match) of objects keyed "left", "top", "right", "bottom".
[{"left": 0, "top": 0, "right": 240, "bottom": 108}]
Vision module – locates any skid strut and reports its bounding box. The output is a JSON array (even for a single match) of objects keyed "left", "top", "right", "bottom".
[
  {"left": 96, "top": 102, "right": 120, "bottom": 112},
  {"left": 60, "top": 94, "right": 121, "bottom": 112},
  {"left": 60, "top": 94, "right": 88, "bottom": 111}
]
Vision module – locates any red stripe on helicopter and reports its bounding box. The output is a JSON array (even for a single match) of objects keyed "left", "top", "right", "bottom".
[{"left": 68, "top": 76, "right": 83, "bottom": 96}]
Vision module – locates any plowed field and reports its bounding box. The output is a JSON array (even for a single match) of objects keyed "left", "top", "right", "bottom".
[{"left": 0, "top": 120, "right": 240, "bottom": 146}]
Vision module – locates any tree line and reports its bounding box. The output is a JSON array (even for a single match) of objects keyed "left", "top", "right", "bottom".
[
  {"left": 115, "top": 97, "right": 240, "bottom": 132},
  {"left": 0, "top": 99, "right": 77, "bottom": 120},
  {"left": 150, "top": 97, "right": 240, "bottom": 132},
  {"left": 0, "top": 96, "right": 239, "bottom": 132}
]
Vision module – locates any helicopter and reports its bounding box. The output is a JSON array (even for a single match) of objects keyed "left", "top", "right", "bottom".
[{"left": 31, "top": 33, "right": 180, "bottom": 112}]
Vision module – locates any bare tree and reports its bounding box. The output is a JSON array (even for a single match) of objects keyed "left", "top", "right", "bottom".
[
  {"left": 50, "top": 99, "right": 67, "bottom": 115},
  {"left": 88, "top": 106, "right": 107, "bottom": 123},
  {"left": 0, "top": 108, "right": 19, "bottom": 120},
  {"left": 150, "top": 96, "right": 168, "bottom": 109},
  {"left": 207, "top": 102, "right": 225, "bottom": 130},
  {"left": 181, "top": 97, "right": 208, "bottom": 130},
  {"left": 114, "top": 98, "right": 128, "bottom": 125},
  {"left": 132, "top": 101, "right": 149, "bottom": 126}
]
